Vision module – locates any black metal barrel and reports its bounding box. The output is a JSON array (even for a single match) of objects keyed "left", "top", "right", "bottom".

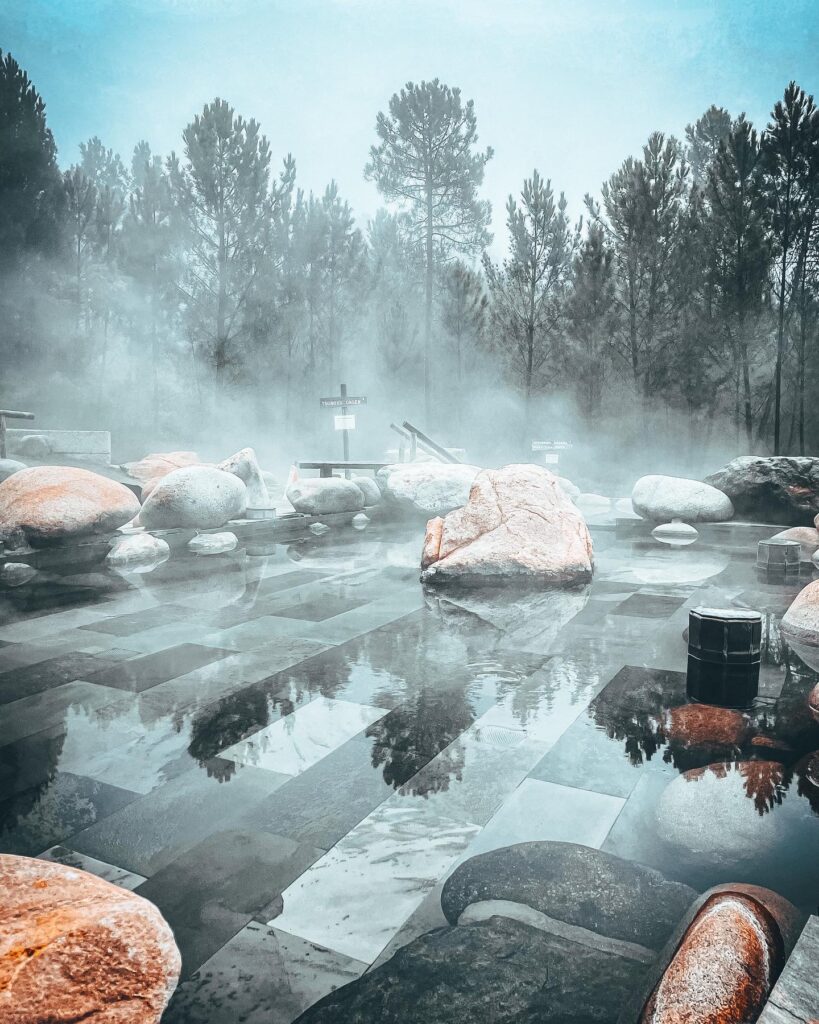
[{"left": 686, "top": 606, "right": 761, "bottom": 708}]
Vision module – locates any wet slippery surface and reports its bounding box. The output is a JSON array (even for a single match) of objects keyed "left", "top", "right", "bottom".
[{"left": 0, "top": 524, "right": 817, "bottom": 1023}]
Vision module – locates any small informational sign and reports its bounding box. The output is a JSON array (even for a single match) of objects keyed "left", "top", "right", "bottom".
[
  {"left": 321, "top": 396, "right": 366, "bottom": 408},
  {"left": 531, "top": 440, "right": 573, "bottom": 452},
  {"left": 335, "top": 414, "right": 356, "bottom": 431},
  {"left": 541, "top": 453, "right": 560, "bottom": 465}
]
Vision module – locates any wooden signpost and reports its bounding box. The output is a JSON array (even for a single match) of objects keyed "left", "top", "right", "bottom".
[
  {"left": 0, "top": 409, "right": 35, "bottom": 459},
  {"left": 320, "top": 384, "right": 366, "bottom": 477}
]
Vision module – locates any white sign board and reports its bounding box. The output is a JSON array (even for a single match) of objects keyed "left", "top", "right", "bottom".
[
  {"left": 531, "top": 440, "right": 572, "bottom": 452},
  {"left": 541, "top": 452, "right": 559, "bottom": 465},
  {"left": 334, "top": 414, "right": 356, "bottom": 431}
]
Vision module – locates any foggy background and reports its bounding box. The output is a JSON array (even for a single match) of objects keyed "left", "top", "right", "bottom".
[{"left": 1, "top": 0, "right": 817, "bottom": 494}]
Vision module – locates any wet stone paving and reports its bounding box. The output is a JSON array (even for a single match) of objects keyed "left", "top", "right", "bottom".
[{"left": 0, "top": 522, "right": 817, "bottom": 1023}]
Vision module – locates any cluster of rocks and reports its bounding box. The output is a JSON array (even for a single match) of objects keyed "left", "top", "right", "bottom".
[{"left": 296, "top": 841, "right": 803, "bottom": 1024}]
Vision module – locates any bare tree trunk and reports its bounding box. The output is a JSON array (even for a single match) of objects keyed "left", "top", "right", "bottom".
[{"left": 424, "top": 183, "right": 434, "bottom": 428}]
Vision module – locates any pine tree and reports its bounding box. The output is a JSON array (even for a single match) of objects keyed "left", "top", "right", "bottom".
[
  {"left": 483, "top": 170, "right": 577, "bottom": 442},
  {"left": 365, "top": 80, "right": 492, "bottom": 424},
  {"left": 168, "top": 98, "right": 295, "bottom": 384},
  {"left": 0, "top": 50, "right": 61, "bottom": 270},
  {"left": 762, "top": 82, "right": 819, "bottom": 453}
]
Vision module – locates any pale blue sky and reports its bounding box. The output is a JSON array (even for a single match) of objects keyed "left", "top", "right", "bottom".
[{"left": 3, "top": 0, "right": 817, "bottom": 251}]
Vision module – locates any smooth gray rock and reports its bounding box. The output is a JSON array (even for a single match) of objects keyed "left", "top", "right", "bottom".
[
  {"left": 188, "top": 531, "right": 238, "bottom": 555},
  {"left": 295, "top": 916, "right": 649, "bottom": 1024},
  {"left": 704, "top": 456, "right": 819, "bottom": 525},
  {"left": 18, "top": 434, "right": 53, "bottom": 459},
  {"left": 0, "top": 562, "right": 37, "bottom": 587},
  {"left": 352, "top": 476, "right": 382, "bottom": 506},
  {"left": 632, "top": 475, "right": 733, "bottom": 523},
  {"left": 140, "top": 466, "right": 247, "bottom": 530},
  {"left": 440, "top": 841, "right": 696, "bottom": 952},
  {"left": 0, "top": 459, "right": 26, "bottom": 483},
  {"left": 377, "top": 463, "right": 480, "bottom": 517},
  {"left": 106, "top": 533, "right": 170, "bottom": 569},
  {"left": 218, "top": 448, "right": 270, "bottom": 507},
  {"left": 286, "top": 477, "right": 364, "bottom": 515}
]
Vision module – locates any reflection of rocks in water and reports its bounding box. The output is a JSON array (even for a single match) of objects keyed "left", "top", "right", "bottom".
[
  {"left": 590, "top": 668, "right": 687, "bottom": 766},
  {"left": 596, "top": 543, "right": 729, "bottom": 586},
  {"left": 423, "top": 582, "right": 590, "bottom": 655},
  {"left": 660, "top": 705, "right": 752, "bottom": 772},
  {"left": 366, "top": 688, "right": 474, "bottom": 791},
  {"left": 794, "top": 751, "right": 819, "bottom": 815}
]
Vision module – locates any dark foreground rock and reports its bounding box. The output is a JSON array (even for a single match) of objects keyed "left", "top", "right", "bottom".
[
  {"left": 440, "top": 841, "right": 696, "bottom": 951},
  {"left": 704, "top": 456, "right": 819, "bottom": 525},
  {"left": 296, "top": 916, "right": 648, "bottom": 1024}
]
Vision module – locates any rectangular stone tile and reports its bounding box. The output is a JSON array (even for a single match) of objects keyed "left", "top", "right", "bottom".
[
  {"left": 37, "top": 844, "right": 146, "bottom": 890},
  {"left": 0, "top": 681, "right": 125, "bottom": 746},
  {"left": 300, "top": 596, "right": 426, "bottom": 646},
  {"left": 758, "top": 916, "right": 819, "bottom": 1024},
  {"left": 0, "top": 651, "right": 124, "bottom": 705},
  {"left": 391, "top": 721, "right": 546, "bottom": 826},
  {"left": 269, "top": 595, "right": 368, "bottom": 622},
  {"left": 0, "top": 726, "right": 66, "bottom": 798},
  {"left": 78, "top": 603, "right": 193, "bottom": 636},
  {"left": 221, "top": 697, "right": 388, "bottom": 776},
  {"left": 0, "top": 771, "right": 139, "bottom": 856},
  {"left": 82, "top": 643, "right": 234, "bottom": 693},
  {"left": 272, "top": 801, "right": 480, "bottom": 963},
  {"left": 239, "top": 736, "right": 395, "bottom": 849},
  {"left": 110, "top": 621, "right": 224, "bottom": 655},
  {"left": 51, "top": 700, "right": 200, "bottom": 795},
  {"left": 135, "top": 829, "right": 323, "bottom": 977},
  {"left": 71, "top": 762, "right": 288, "bottom": 876},
  {"left": 527, "top": 717, "right": 664, "bottom": 799},
  {"left": 195, "top": 615, "right": 322, "bottom": 653},
  {"left": 0, "top": 606, "right": 114, "bottom": 642},
  {"left": 454, "top": 778, "right": 625, "bottom": 864},
  {"left": 162, "top": 921, "right": 366, "bottom": 1024},
  {"left": 137, "top": 639, "right": 331, "bottom": 716}
]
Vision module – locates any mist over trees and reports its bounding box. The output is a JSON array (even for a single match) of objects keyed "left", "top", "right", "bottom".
[{"left": 0, "top": 50, "right": 817, "bottom": 466}]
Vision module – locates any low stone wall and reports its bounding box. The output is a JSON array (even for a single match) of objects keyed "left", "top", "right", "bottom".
[{"left": 6, "top": 429, "right": 111, "bottom": 464}]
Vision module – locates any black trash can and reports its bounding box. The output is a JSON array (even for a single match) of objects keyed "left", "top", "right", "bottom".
[
  {"left": 757, "top": 538, "right": 801, "bottom": 573},
  {"left": 687, "top": 606, "right": 761, "bottom": 707}
]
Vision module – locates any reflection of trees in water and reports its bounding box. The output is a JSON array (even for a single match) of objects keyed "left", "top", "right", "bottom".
[
  {"left": 591, "top": 670, "right": 685, "bottom": 766},
  {"left": 365, "top": 686, "right": 475, "bottom": 792},
  {"left": 592, "top": 656, "right": 819, "bottom": 813},
  {"left": 0, "top": 730, "right": 66, "bottom": 837},
  {"left": 186, "top": 685, "right": 297, "bottom": 781},
  {"left": 684, "top": 761, "right": 792, "bottom": 817}
]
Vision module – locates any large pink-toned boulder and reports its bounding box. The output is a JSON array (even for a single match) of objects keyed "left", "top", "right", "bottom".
[
  {"left": 638, "top": 891, "right": 785, "bottom": 1024},
  {"left": 0, "top": 853, "right": 180, "bottom": 1023},
  {"left": 0, "top": 467, "right": 140, "bottom": 548},
  {"left": 420, "top": 464, "right": 593, "bottom": 584},
  {"left": 781, "top": 579, "right": 819, "bottom": 672},
  {"left": 121, "top": 451, "right": 201, "bottom": 485}
]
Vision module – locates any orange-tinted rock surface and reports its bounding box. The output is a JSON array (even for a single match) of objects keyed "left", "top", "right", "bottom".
[
  {"left": 664, "top": 705, "right": 751, "bottom": 749},
  {"left": 0, "top": 853, "right": 180, "bottom": 1023},
  {"left": 639, "top": 892, "right": 781, "bottom": 1024},
  {"left": 0, "top": 466, "right": 140, "bottom": 547},
  {"left": 122, "top": 451, "right": 202, "bottom": 485},
  {"left": 420, "top": 464, "right": 593, "bottom": 584}
]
